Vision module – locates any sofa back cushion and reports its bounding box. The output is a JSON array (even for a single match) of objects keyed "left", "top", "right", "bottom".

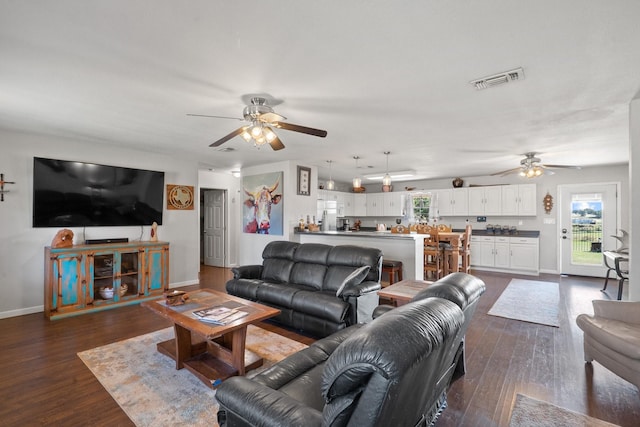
[
  {"left": 289, "top": 244, "right": 332, "bottom": 289},
  {"left": 321, "top": 298, "right": 463, "bottom": 427},
  {"left": 324, "top": 246, "right": 382, "bottom": 292},
  {"left": 261, "top": 241, "right": 299, "bottom": 283}
]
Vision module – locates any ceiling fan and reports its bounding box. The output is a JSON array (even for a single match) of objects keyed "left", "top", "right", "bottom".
[
  {"left": 491, "top": 152, "right": 582, "bottom": 178},
  {"left": 188, "top": 97, "right": 327, "bottom": 151}
]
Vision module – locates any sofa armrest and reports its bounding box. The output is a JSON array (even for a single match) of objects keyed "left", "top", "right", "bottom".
[
  {"left": 340, "top": 280, "right": 381, "bottom": 298},
  {"left": 231, "top": 265, "right": 263, "bottom": 280},
  {"left": 217, "top": 376, "right": 323, "bottom": 427},
  {"left": 372, "top": 304, "right": 394, "bottom": 319},
  {"left": 593, "top": 300, "right": 640, "bottom": 325}
]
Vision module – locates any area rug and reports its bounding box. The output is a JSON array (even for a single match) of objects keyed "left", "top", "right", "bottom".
[
  {"left": 509, "top": 393, "right": 620, "bottom": 426},
  {"left": 78, "top": 325, "right": 308, "bottom": 427},
  {"left": 488, "top": 279, "right": 560, "bottom": 327}
]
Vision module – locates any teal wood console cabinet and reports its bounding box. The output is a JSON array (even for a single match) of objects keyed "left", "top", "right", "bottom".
[{"left": 44, "top": 241, "right": 169, "bottom": 319}]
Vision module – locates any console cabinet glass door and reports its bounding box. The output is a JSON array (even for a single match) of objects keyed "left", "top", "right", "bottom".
[{"left": 91, "top": 251, "right": 141, "bottom": 303}]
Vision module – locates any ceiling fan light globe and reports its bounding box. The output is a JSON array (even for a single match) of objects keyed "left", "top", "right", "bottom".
[
  {"left": 241, "top": 130, "right": 252, "bottom": 142},
  {"left": 264, "top": 128, "right": 276, "bottom": 142},
  {"left": 251, "top": 125, "right": 263, "bottom": 138}
]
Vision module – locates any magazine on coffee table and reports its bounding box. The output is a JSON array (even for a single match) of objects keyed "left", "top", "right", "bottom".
[{"left": 192, "top": 305, "right": 248, "bottom": 325}]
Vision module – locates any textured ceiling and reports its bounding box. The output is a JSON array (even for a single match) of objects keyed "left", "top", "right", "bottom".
[{"left": 1, "top": 1, "right": 639, "bottom": 183}]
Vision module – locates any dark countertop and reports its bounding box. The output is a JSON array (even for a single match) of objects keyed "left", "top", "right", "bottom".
[{"left": 295, "top": 229, "right": 540, "bottom": 238}]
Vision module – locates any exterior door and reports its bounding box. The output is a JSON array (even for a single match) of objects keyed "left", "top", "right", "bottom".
[
  {"left": 203, "top": 189, "right": 225, "bottom": 267},
  {"left": 559, "top": 183, "right": 619, "bottom": 277}
]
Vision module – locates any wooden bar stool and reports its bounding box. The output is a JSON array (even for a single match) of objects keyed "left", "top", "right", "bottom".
[{"left": 382, "top": 259, "right": 403, "bottom": 286}]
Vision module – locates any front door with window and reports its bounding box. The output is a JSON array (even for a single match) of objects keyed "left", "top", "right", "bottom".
[{"left": 559, "top": 183, "right": 619, "bottom": 277}]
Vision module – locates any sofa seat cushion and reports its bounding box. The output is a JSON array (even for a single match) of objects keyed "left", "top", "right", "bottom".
[
  {"left": 292, "top": 290, "right": 350, "bottom": 323},
  {"left": 577, "top": 315, "right": 640, "bottom": 359},
  {"left": 256, "top": 282, "right": 314, "bottom": 308},
  {"left": 225, "top": 278, "right": 263, "bottom": 301}
]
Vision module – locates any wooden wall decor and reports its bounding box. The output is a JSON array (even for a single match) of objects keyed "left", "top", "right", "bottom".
[
  {"left": 543, "top": 192, "right": 553, "bottom": 214},
  {"left": 167, "top": 185, "right": 195, "bottom": 210}
]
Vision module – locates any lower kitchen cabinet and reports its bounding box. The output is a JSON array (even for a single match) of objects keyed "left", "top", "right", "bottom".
[
  {"left": 45, "top": 241, "right": 169, "bottom": 319},
  {"left": 470, "top": 235, "right": 538, "bottom": 274}
]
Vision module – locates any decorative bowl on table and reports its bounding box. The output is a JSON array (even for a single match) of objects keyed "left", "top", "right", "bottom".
[{"left": 99, "top": 284, "right": 128, "bottom": 299}]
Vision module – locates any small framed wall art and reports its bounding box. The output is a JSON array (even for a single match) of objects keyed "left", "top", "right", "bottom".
[
  {"left": 167, "top": 184, "right": 195, "bottom": 210},
  {"left": 297, "top": 166, "right": 311, "bottom": 196}
]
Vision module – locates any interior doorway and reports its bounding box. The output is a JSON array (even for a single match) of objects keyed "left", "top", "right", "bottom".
[
  {"left": 559, "top": 183, "right": 619, "bottom": 277},
  {"left": 200, "top": 188, "right": 226, "bottom": 267}
]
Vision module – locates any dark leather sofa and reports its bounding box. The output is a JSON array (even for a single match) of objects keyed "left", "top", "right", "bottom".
[
  {"left": 216, "top": 273, "right": 486, "bottom": 427},
  {"left": 226, "top": 241, "right": 383, "bottom": 337}
]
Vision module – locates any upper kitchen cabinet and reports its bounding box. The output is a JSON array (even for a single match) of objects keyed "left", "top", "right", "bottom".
[
  {"left": 353, "top": 193, "right": 367, "bottom": 217},
  {"left": 501, "top": 184, "right": 537, "bottom": 216},
  {"left": 383, "top": 192, "right": 406, "bottom": 216},
  {"left": 468, "top": 186, "right": 502, "bottom": 216},
  {"left": 366, "top": 193, "right": 385, "bottom": 216},
  {"left": 434, "top": 188, "right": 468, "bottom": 216}
]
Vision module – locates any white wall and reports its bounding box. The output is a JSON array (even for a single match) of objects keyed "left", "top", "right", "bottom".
[
  {"left": 630, "top": 97, "right": 639, "bottom": 301},
  {"left": 359, "top": 164, "right": 629, "bottom": 274},
  {"left": 238, "top": 161, "right": 318, "bottom": 265},
  {"left": 0, "top": 130, "right": 200, "bottom": 318}
]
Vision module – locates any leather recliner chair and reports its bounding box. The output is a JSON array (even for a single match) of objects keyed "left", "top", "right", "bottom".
[
  {"left": 373, "top": 272, "right": 486, "bottom": 377},
  {"left": 576, "top": 300, "right": 640, "bottom": 390},
  {"left": 216, "top": 296, "right": 465, "bottom": 427}
]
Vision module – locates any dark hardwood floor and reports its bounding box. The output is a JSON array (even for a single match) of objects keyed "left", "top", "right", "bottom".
[{"left": 0, "top": 267, "right": 637, "bottom": 426}]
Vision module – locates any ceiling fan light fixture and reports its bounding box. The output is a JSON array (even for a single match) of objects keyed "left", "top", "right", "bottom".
[{"left": 264, "top": 127, "right": 276, "bottom": 142}]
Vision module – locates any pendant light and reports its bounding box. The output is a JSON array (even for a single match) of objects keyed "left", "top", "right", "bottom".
[
  {"left": 326, "top": 160, "right": 335, "bottom": 190},
  {"left": 352, "top": 156, "right": 361, "bottom": 190},
  {"left": 382, "top": 151, "right": 392, "bottom": 187}
]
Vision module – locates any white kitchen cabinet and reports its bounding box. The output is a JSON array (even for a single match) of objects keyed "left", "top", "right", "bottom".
[
  {"left": 508, "top": 237, "right": 539, "bottom": 272},
  {"left": 501, "top": 184, "right": 537, "bottom": 216},
  {"left": 434, "top": 188, "right": 468, "bottom": 216},
  {"left": 383, "top": 192, "right": 406, "bottom": 217},
  {"left": 342, "top": 192, "right": 355, "bottom": 216},
  {"left": 353, "top": 193, "right": 367, "bottom": 217},
  {"left": 468, "top": 186, "right": 502, "bottom": 216},
  {"left": 471, "top": 235, "right": 539, "bottom": 273},
  {"left": 471, "top": 235, "right": 509, "bottom": 268},
  {"left": 366, "top": 193, "right": 384, "bottom": 216}
]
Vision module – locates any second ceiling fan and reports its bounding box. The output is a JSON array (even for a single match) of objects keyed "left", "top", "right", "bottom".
[
  {"left": 491, "top": 152, "right": 582, "bottom": 177},
  {"left": 188, "top": 97, "right": 327, "bottom": 150}
]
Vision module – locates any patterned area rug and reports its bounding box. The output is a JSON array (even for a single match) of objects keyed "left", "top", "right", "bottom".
[
  {"left": 78, "top": 325, "right": 308, "bottom": 427},
  {"left": 488, "top": 279, "right": 560, "bottom": 327},
  {"left": 509, "top": 394, "right": 620, "bottom": 426}
]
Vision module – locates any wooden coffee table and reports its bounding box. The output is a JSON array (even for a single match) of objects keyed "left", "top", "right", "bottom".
[
  {"left": 377, "top": 279, "right": 432, "bottom": 306},
  {"left": 142, "top": 289, "right": 280, "bottom": 388}
]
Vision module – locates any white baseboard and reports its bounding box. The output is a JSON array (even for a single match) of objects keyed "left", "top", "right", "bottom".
[
  {"left": 169, "top": 279, "right": 199, "bottom": 289},
  {"left": 0, "top": 305, "right": 44, "bottom": 319}
]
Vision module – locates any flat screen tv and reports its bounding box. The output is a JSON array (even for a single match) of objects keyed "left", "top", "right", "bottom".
[{"left": 33, "top": 157, "right": 164, "bottom": 227}]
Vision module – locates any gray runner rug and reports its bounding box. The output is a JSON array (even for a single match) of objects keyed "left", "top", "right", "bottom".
[{"left": 488, "top": 279, "right": 560, "bottom": 327}]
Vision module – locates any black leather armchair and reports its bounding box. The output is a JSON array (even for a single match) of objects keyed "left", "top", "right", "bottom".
[
  {"left": 374, "top": 272, "right": 486, "bottom": 377},
  {"left": 216, "top": 295, "right": 466, "bottom": 427}
]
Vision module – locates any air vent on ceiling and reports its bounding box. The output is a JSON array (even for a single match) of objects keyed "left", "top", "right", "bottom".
[
  {"left": 214, "top": 147, "right": 235, "bottom": 152},
  {"left": 470, "top": 67, "right": 524, "bottom": 90}
]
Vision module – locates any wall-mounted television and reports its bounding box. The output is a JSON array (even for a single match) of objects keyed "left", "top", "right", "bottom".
[{"left": 33, "top": 157, "right": 164, "bottom": 227}]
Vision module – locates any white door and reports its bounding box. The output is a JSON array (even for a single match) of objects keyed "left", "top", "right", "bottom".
[
  {"left": 559, "top": 183, "right": 619, "bottom": 277},
  {"left": 203, "top": 189, "right": 225, "bottom": 267}
]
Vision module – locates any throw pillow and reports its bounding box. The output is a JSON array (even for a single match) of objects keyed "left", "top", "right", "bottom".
[{"left": 335, "top": 265, "right": 370, "bottom": 297}]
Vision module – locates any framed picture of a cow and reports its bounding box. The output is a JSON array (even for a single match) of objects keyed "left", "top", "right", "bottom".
[{"left": 242, "top": 171, "right": 283, "bottom": 235}]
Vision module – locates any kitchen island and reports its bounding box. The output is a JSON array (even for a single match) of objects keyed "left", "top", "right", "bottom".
[{"left": 293, "top": 230, "right": 427, "bottom": 281}]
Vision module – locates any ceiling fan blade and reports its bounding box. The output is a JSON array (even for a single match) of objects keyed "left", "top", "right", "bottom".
[
  {"left": 187, "top": 113, "right": 244, "bottom": 121},
  {"left": 490, "top": 167, "right": 521, "bottom": 176},
  {"left": 273, "top": 122, "right": 328, "bottom": 138},
  {"left": 269, "top": 135, "right": 285, "bottom": 151},
  {"left": 540, "top": 164, "right": 582, "bottom": 170},
  {"left": 209, "top": 127, "right": 247, "bottom": 147},
  {"left": 259, "top": 112, "right": 287, "bottom": 123}
]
